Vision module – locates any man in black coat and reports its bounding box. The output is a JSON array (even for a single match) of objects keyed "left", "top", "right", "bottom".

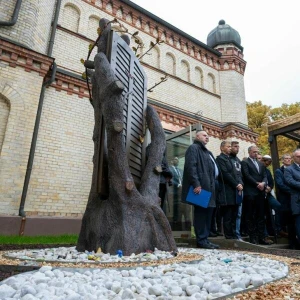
[
  {"left": 241, "top": 146, "right": 269, "bottom": 245},
  {"left": 261, "top": 155, "right": 281, "bottom": 240},
  {"left": 230, "top": 141, "right": 245, "bottom": 239},
  {"left": 181, "top": 130, "right": 220, "bottom": 249},
  {"left": 284, "top": 149, "right": 300, "bottom": 245},
  {"left": 216, "top": 141, "right": 243, "bottom": 239},
  {"left": 275, "top": 153, "right": 297, "bottom": 248}
]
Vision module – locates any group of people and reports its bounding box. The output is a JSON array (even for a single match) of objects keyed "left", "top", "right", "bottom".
[{"left": 179, "top": 130, "right": 300, "bottom": 250}]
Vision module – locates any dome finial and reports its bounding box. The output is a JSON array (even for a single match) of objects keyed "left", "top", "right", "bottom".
[{"left": 207, "top": 20, "right": 242, "bottom": 50}]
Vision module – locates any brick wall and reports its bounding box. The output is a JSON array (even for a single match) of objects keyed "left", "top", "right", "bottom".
[
  {"left": 0, "top": 66, "right": 44, "bottom": 215},
  {"left": 219, "top": 70, "right": 248, "bottom": 125},
  {"left": 0, "top": 0, "right": 56, "bottom": 54},
  {"left": 0, "top": 0, "right": 254, "bottom": 216},
  {"left": 25, "top": 87, "right": 94, "bottom": 216}
]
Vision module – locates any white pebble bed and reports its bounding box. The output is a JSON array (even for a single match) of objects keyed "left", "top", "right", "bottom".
[
  {"left": 4, "top": 247, "right": 173, "bottom": 264},
  {"left": 0, "top": 248, "right": 288, "bottom": 300}
]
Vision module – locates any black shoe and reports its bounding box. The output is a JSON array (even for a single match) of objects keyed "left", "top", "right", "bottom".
[
  {"left": 216, "top": 231, "right": 223, "bottom": 236},
  {"left": 209, "top": 231, "right": 217, "bottom": 237},
  {"left": 258, "top": 239, "right": 272, "bottom": 245},
  {"left": 207, "top": 241, "right": 220, "bottom": 249},
  {"left": 197, "top": 242, "right": 215, "bottom": 249},
  {"left": 249, "top": 237, "right": 258, "bottom": 244}
]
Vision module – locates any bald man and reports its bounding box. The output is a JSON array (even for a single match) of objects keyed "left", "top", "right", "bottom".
[{"left": 181, "top": 130, "right": 220, "bottom": 249}]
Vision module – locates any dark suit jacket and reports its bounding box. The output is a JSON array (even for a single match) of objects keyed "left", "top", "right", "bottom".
[
  {"left": 275, "top": 166, "right": 291, "bottom": 211},
  {"left": 216, "top": 153, "right": 243, "bottom": 206},
  {"left": 241, "top": 158, "right": 267, "bottom": 197},
  {"left": 284, "top": 163, "right": 300, "bottom": 215},
  {"left": 181, "top": 140, "right": 216, "bottom": 207}
]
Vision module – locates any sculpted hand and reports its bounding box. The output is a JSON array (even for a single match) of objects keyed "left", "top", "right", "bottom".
[{"left": 193, "top": 186, "right": 201, "bottom": 194}]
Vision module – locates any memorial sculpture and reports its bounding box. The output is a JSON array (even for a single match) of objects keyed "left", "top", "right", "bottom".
[{"left": 76, "top": 19, "right": 177, "bottom": 255}]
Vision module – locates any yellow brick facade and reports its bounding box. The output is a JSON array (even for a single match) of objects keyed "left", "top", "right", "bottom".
[{"left": 0, "top": 0, "right": 257, "bottom": 216}]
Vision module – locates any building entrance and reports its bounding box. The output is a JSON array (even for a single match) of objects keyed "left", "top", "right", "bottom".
[{"left": 165, "top": 124, "right": 202, "bottom": 238}]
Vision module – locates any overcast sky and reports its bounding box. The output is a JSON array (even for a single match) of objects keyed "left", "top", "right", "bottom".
[{"left": 130, "top": 0, "right": 299, "bottom": 108}]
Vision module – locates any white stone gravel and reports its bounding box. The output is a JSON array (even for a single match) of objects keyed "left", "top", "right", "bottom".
[
  {"left": 4, "top": 247, "right": 173, "bottom": 264},
  {"left": 0, "top": 248, "right": 288, "bottom": 300}
]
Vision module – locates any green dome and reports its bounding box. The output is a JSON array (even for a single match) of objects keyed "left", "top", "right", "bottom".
[{"left": 207, "top": 20, "right": 241, "bottom": 49}]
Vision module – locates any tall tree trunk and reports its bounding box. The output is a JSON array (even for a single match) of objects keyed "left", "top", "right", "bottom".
[{"left": 76, "top": 20, "right": 177, "bottom": 255}]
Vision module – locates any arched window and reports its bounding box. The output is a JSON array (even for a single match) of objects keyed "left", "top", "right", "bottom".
[
  {"left": 142, "top": 45, "right": 159, "bottom": 68},
  {"left": 62, "top": 4, "right": 80, "bottom": 33},
  {"left": 207, "top": 73, "right": 216, "bottom": 93},
  {"left": 0, "top": 95, "right": 10, "bottom": 153},
  {"left": 87, "top": 16, "right": 100, "bottom": 40},
  {"left": 195, "top": 67, "right": 203, "bottom": 88},
  {"left": 165, "top": 53, "right": 176, "bottom": 75},
  {"left": 180, "top": 60, "right": 190, "bottom": 82}
]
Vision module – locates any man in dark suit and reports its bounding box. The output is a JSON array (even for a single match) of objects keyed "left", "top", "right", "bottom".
[
  {"left": 284, "top": 149, "right": 300, "bottom": 244},
  {"left": 241, "top": 146, "right": 270, "bottom": 245},
  {"left": 230, "top": 141, "right": 245, "bottom": 239},
  {"left": 261, "top": 155, "right": 281, "bottom": 242},
  {"left": 181, "top": 130, "right": 220, "bottom": 249},
  {"left": 275, "top": 154, "right": 297, "bottom": 248},
  {"left": 216, "top": 141, "right": 243, "bottom": 239}
]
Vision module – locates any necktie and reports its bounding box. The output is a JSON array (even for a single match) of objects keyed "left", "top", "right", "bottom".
[{"left": 253, "top": 159, "right": 259, "bottom": 172}]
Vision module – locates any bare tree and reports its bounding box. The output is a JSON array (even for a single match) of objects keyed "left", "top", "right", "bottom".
[{"left": 76, "top": 19, "right": 177, "bottom": 255}]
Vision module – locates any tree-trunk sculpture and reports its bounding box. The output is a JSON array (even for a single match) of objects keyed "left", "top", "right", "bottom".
[{"left": 76, "top": 19, "right": 177, "bottom": 255}]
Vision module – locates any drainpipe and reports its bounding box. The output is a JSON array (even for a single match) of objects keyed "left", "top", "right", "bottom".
[
  {"left": 19, "top": 0, "right": 62, "bottom": 217},
  {"left": 0, "top": 0, "right": 23, "bottom": 26}
]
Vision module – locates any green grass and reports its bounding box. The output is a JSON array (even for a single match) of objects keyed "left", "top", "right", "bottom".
[{"left": 0, "top": 234, "right": 78, "bottom": 245}]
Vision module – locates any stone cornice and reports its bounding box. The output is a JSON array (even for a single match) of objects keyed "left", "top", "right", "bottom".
[
  {"left": 0, "top": 38, "right": 54, "bottom": 77},
  {"left": 152, "top": 104, "right": 258, "bottom": 143},
  {"left": 81, "top": 0, "right": 246, "bottom": 74},
  {"left": 50, "top": 69, "right": 90, "bottom": 98}
]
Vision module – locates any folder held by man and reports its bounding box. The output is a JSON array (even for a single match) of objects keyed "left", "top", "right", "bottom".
[{"left": 186, "top": 186, "right": 211, "bottom": 208}]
